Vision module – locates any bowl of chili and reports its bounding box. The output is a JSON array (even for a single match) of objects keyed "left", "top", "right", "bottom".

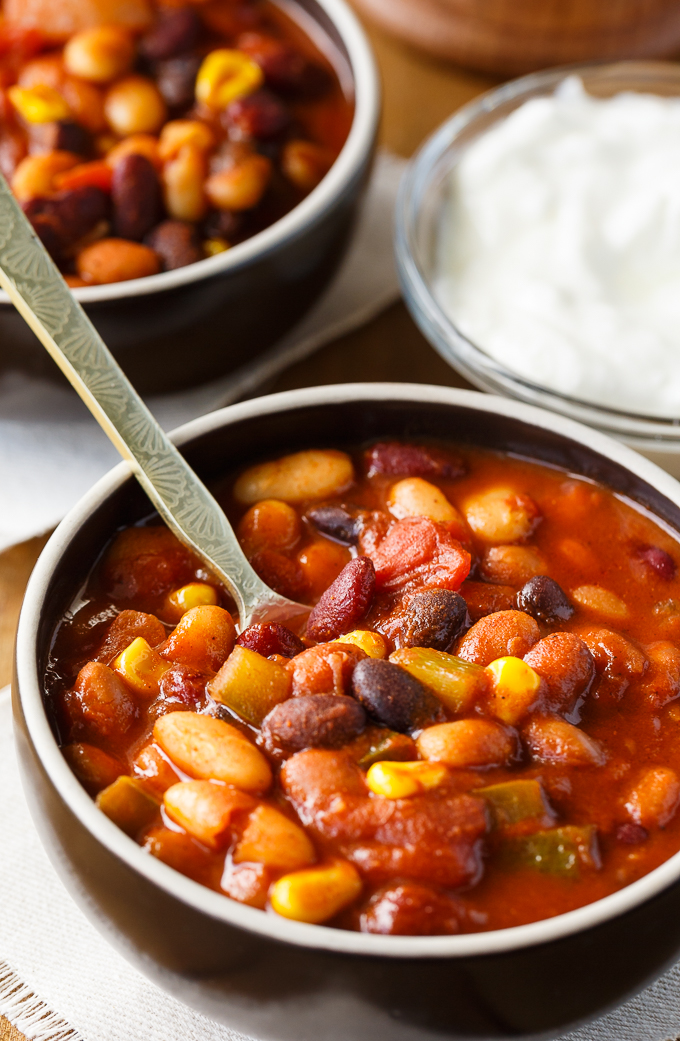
[
  {"left": 14, "top": 382, "right": 680, "bottom": 1040},
  {"left": 0, "top": 0, "right": 378, "bottom": 393}
]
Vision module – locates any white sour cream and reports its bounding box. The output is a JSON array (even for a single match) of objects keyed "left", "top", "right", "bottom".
[{"left": 434, "top": 76, "right": 680, "bottom": 418}]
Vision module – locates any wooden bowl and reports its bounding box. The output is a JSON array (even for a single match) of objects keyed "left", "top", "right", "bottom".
[{"left": 351, "top": 0, "right": 680, "bottom": 76}]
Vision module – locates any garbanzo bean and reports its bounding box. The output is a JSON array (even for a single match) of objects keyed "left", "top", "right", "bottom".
[
  {"left": 205, "top": 154, "right": 272, "bottom": 211},
  {"left": 463, "top": 487, "right": 540, "bottom": 543},
  {"left": 162, "top": 142, "right": 207, "bottom": 222},
  {"left": 77, "top": 238, "right": 161, "bottom": 284},
  {"left": 105, "top": 75, "right": 167, "bottom": 136},
  {"left": 11, "top": 151, "right": 79, "bottom": 201},
  {"left": 387, "top": 477, "right": 462, "bottom": 528},
  {"left": 457, "top": 610, "right": 540, "bottom": 666},
  {"left": 64, "top": 25, "right": 134, "bottom": 84},
  {"left": 238, "top": 499, "right": 301, "bottom": 555}
]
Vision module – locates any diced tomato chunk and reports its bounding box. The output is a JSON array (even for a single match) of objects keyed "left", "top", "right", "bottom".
[{"left": 369, "top": 517, "right": 471, "bottom": 594}]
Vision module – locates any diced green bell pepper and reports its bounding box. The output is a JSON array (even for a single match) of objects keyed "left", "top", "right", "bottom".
[
  {"left": 389, "top": 647, "right": 488, "bottom": 714},
  {"left": 475, "top": 779, "right": 554, "bottom": 829},
  {"left": 502, "top": 825, "right": 601, "bottom": 878}
]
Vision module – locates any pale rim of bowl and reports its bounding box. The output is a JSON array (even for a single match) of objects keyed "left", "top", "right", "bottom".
[
  {"left": 16, "top": 381, "right": 680, "bottom": 959},
  {"left": 0, "top": 0, "right": 379, "bottom": 307},
  {"left": 395, "top": 60, "right": 680, "bottom": 442}
]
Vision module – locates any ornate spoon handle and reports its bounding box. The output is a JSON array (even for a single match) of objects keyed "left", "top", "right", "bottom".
[{"left": 0, "top": 174, "right": 303, "bottom": 627}]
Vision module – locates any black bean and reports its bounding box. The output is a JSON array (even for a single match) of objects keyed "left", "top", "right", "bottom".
[
  {"left": 516, "top": 576, "right": 574, "bottom": 625},
  {"left": 156, "top": 54, "right": 202, "bottom": 108},
  {"left": 306, "top": 505, "right": 360, "bottom": 545},
  {"left": 400, "top": 590, "right": 468, "bottom": 651},
  {"left": 351, "top": 658, "right": 443, "bottom": 734},
  {"left": 145, "top": 220, "right": 202, "bottom": 270},
  {"left": 261, "top": 694, "right": 366, "bottom": 754},
  {"left": 224, "top": 90, "right": 290, "bottom": 140},
  {"left": 141, "top": 7, "right": 201, "bottom": 60},
  {"left": 112, "top": 154, "right": 162, "bottom": 241}
]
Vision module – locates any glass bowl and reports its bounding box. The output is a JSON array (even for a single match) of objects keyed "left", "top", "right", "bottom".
[{"left": 395, "top": 60, "right": 680, "bottom": 476}]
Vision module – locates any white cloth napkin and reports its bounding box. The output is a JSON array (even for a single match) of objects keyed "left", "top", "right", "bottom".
[
  {"left": 0, "top": 687, "right": 679, "bottom": 1041},
  {"left": 0, "top": 150, "right": 405, "bottom": 554}
]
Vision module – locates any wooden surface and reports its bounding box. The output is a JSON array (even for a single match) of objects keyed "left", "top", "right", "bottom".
[{"left": 0, "top": 16, "right": 496, "bottom": 1038}]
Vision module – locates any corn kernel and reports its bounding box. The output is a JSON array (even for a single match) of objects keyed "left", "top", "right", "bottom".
[
  {"left": 158, "top": 118, "right": 215, "bottom": 161},
  {"left": 113, "top": 637, "right": 171, "bottom": 698},
  {"left": 196, "top": 49, "right": 264, "bottom": 110},
  {"left": 165, "top": 582, "right": 219, "bottom": 623},
  {"left": 8, "top": 85, "right": 71, "bottom": 124},
  {"left": 486, "top": 656, "right": 542, "bottom": 725},
  {"left": 338, "top": 630, "right": 387, "bottom": 659},
  {"left": 270, "top": 858, "right": 362, "bottom": 924},
  {"left": 203, "top": 237, "right": 230, "bottom": 256},
  {"left": 366, "top": 760, "right": 449, "bottom": 799}
]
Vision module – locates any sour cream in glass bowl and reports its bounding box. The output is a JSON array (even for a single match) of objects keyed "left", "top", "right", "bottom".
[{"left": 395, "top": 62, "right": 680, "bottom": 477}]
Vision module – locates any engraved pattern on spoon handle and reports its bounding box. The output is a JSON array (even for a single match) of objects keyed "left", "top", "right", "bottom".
[{"left": 0, "top": 174, "right": 299, "bottom": 626}]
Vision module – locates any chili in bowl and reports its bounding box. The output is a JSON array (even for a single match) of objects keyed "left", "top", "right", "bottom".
[
  {"left": 15, "top": 384, "right": 680, "bottom": 1040},
  {"left": 0, "top": 0, "right": 378, "bottom": 392}
]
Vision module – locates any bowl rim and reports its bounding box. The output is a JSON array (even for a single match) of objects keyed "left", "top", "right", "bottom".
[
  {"left": 394, "top": 59, "right": 680, "bottom": 441},
  {"left": 0, "top": 0, "right": 379, "bottom": 308},
  {"left": 16, "top": 381, "right": 680, "bottom": 959}
]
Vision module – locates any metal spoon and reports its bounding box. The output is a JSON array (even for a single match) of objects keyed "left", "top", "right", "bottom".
[{"left": 0, "top": 173, "right": 307, "bottom": 630}]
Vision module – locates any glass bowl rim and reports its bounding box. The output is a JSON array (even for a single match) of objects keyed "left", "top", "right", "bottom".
[{"left": 394, "top": 59, "right": 680, "bottom": 445}]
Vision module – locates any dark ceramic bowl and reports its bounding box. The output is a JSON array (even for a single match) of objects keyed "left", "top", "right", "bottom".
[
  {"left": 14, "top": 384, "right": 680, "bottom": 1040},
  {"left": 0, "top": 0, "right": 379, "bottom": 395}
]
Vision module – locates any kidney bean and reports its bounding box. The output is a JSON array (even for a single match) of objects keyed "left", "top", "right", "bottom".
[
  {"left": 155, "top": 55, "right": 202, "bottom": 108},
  {"left": 634, "top": 545, "right": 676, "bottom": 581},
  {"left": 457, "top": 610, "right": 540, "bottom": 667},
  {"left": 459, "top": 580, "right": 516, "bottom": 621},
  {"left": 112, "top": 153, "right": 162, "bottom": 241},
  {"left": 145, "top": 219, "right": 202, "bottom": 270},
  {"left": 224, "top": 89, "right": 290, "bottom": 140},
  {"left": 236, "top": 622, "right": 305, "bottom": 659},
  {"left": 261, "top": 694, "right": 366, "bottom": 755},
  {"left": 364, "top": 441, "right": 464, "bottom": 480},
  {"left": 524, "top": 632, "right": 595, "bottom": 713},
  {"left": 158, "top": 664, "right": 207, "bottom": 708},
  {"left": 516, "top": 576, "right": 574, "bottom": 626},
  {"left": 25, "top": 185, "right": 110, "bottom": 259},
  {"left": 360, "top": 883, "right": 463, "bottom": 935},
  {"left": 287, "top": 642, "right": 366, "bottom": 696},
  {"left": 616, "top": 823, "right": 648, "bottom": 845},
  {"left": 141, "top": 7, "right": 201, "bottom": 60},
  {"left": 399, "top": 590, "right": 468, "bottom": 651},
  {"left": 202, "top": 207, "right": 243, "bottom": 242},
  {"left": 33, "top": 119, "right": 93, "bottom": 157},
  {"left": 237, "top": 32, "right": 308, "bottom": 92},
  {"left": 351, "top": 658, "right": 443, "bottom": 733},
  {"left": 307, "top": 557, "right": 375, "bottom": 643}
]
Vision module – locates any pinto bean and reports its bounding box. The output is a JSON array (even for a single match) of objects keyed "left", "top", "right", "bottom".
[
  {"left": 261, "top": 694, "right": 366, "bottom": 755},
  {"left": 306, "top": 557, "right": 375, "bottom": 642},
  {"left": 523, "top": 632, "right": 595, "bottom": 712},
  {"left": 516, "top": 576, "right": 574, "bottom": 626},
  {"left": 459, "top": 580, "right": 516, "bottom": 622},
  {"left": 417, "top": 719, "right": 517, "bottom": 768},
  {"left": 286, "top": 642, "right": 366, "bottom": 696},
  {"left": 145, "top": 219, "right": 202, "bottom": 270},
  {"left": 77, "top": 238, "right": 161, "bottom": 284},
  {"left": 64, "top": 661, "right": 137, "bottom": 740},
  {"left": 112, "top": 153, "right": 161, "bottom": 240},
  {"left": 457, "top": 610, "right": 540, "bottom": 666},
  {"left": 159, "top": 605, "right": 236, "bottom": 674},
  {"left": 360, "top": 883, "right": 463, "bottom": 935},
  {"left": 578, "top": 627, "right": 646, "bottom": 699},
  {"left": 637, "top": 641, "right": 680, "bottom": 708},
  {"left": 351, "top": 658, "right": 443, "bottom": 733},
  {"left": 96, "top": 609, "right": 166, "bottom": 664},
  {"left": 398, "top": 589, "right": 468, "bottom": 651},
  {"left": 523, "top": 717, "right": 606, "bottom": 766},
  {"left": 463, "top": 488, "right": 540, "bottom": 543},
  {"left": 625, "top": 767, "right": 680, "bottom": 829},
  {"left": 480, "top": 545, "right": 547, "bottom": 586}
]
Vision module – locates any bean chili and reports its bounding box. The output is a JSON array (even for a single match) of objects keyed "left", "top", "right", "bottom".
[
  {"left": 45, "top": 440, "right": 680, "bottom": 934},
  {"left": 0, "top": 0, "right": 352, "bottom": 284}
]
